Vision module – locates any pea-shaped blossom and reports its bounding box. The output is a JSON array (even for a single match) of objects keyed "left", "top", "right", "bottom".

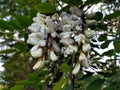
[{"left": 27, "top": 6, "right": 95, "bottom": 73}]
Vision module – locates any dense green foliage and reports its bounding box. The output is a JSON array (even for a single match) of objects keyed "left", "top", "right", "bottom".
[{"left": 0, "top": 0, "right": 120, "bottom": 90}]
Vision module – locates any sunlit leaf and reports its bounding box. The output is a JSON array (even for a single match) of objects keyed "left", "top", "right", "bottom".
[
  {"left": 34, "top": 3, "right": 56, "bottom": 13},
  {"left": 86, "top": 79, "right": 105, "bottom": 90},
  {"left": 61, "top": 63, "right": 70, "bottom": 73}
]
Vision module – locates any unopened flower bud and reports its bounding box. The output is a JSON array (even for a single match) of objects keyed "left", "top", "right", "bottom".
[
  {"left": 50, "top": 48, "right": 58, "bottom": 61},
  {"left": 72, "top": 62, "right": 80, "bottom": 75},
  {"left": 82, "top": 60, "right": 89, "bottom": 69},
  {"left": 82, "top": 42, "right": 91, "bottom": 52},
  {"left": 79, "top": 51, "right": 87, "bottom": 61},
  {"left": 33, "top": 56, "right": 45, "bottom": 70},
  {"left": 85, "top": 20, "right": 96, "bottom": 25}
]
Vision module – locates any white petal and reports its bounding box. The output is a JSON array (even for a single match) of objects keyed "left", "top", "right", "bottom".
[
  {"left": 63, "top": 24, "right": 72, "bottom": 32},
  {"left": 28, "top": 23, "right": 40, "bottom": 32},
  {"left": 51, "top": 32, "right": 58, "bottom": 38},
  {"left": 52, "top": 41, "right": 60, "bottom": 52},
  {"left": 69, "top": 6, "right": 82, "bottom": 17},
  {"left": 59, "top": 32, "right": 73, "bottom": 38},
  {"left": 85, "top": 20, "right": 96, "bottom": 25},
  {"left": 72, "top": 63, "right": 80, "bottom": 75},
  {"left": 50, "top": 49, "right": 58, "bottom": 61},
  {"left": 38, "top": 40, "right": 46, "bottom": 47},
  {"left": 33, "top": 57, "right": 45, "bottom": 70},
  {"left": 52, "top": 13, "right": 59, "bottom": 21},
  {"left": 60, "top": 38, "right": 74, "bottom": 45},
  {"left": 74, "top": 34, "right": 85, "bottom": 44},
  {"left": 75, "top": 25, "right": 81, "bottom": 31},
  {"left": 27, "top": 36, "right": 39, "bottom": 45},
  {"left": 79, "top": 51, "right": 87, "bottom": 61},
  {"left": 30, "top": 45, "right": 42, "bottom": 58},
  {"left": 82, "top": 43, "right": 91, "bottom": 52},
  {"left": 45, "top": 17, "right": 57, "bottom": 30},
  {"left": 65, "top": 47, "right": 74, "bottom": 55},
  {"left": 82, "top": 60, "right": 89, "bottom": 69},
  {"left": 85, "top": 30, "right": 95, "bottom": 38}
]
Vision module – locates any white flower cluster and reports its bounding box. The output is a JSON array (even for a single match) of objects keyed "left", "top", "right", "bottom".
[{"left": 27, "top": 6, "right": 95, "bottom": 75}]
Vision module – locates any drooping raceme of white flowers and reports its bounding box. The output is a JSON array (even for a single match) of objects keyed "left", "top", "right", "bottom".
[{"left": 27, "top": 6, "right": 95, "bottom": 75}]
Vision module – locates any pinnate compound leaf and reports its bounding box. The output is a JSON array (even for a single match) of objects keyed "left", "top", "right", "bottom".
[
  {"left": 86, "top": 79, "right": 105, "bottom": 90},
  {"left": 34, "top": 3, "right": 56, "bottom": 13}
]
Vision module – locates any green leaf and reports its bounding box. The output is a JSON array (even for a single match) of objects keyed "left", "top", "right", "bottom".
[
  {"left": 114, "top": 39, "right": 120, "bottom": 53},
  {"left": 104, "top": 10, "right": 120, "bottom": 20},
  {"left": 101, "top": 40, "right": 111, "bottom": 49},
  {"left": 98, "top": 33, "right": 107, "bottom": 41},
  {"left": 17, "top": 80, "right": 32, "bottom": 85},
  {"left": 0, "top": 20, "right": 14, "bottom": 31},
  {"left": 14, "top": 42, "right": 28, "bottom": 50},
  {"left": 0, "top": 49, "right": 17, "bottom": 54},
  {"left": 103, "top": 86, "right": 114, "bottom": 90},
  {"left": 86, "top": 79, "right": 105, "bottom": 90},
  {"left": 53, "top": 77, "right": 68, "bottom": 90},
  {"left": 10, "top": 85, "right": 23, "bottom": 90},
  {"left": 9, "top": 19, "right": 23, "bottom": 30},
  {"left": 79, "top": 71, "right": 93, "bottom": 80},
  {"left": 85, "top": 0, "right": 100, "bottom": 5},
  {"left": 61, "top": 0, "right": 83, "bottom": 5},
  {"left": 97, "top": 71, "right": 115, "bottom": 77},
  {"left": 34, "top": 3, "right": 56, "bottom": 13},
  {"left": 27, "top": 73, "right": 39, "bottom": 81},
  {"left": 102, "top": 49, "right": 114, "bottom": 56},
  {"left": 16, "top": 15, "right": 32, "bottom": 28},
  {"left": 29, "top": 9, "right": 37, "bottom": 19},
  {"left": 92, "top": 12, "right": 103, "bottom": 20},
  {"left": 61, "top": 63, "right": 70, "bottom": 73}
]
